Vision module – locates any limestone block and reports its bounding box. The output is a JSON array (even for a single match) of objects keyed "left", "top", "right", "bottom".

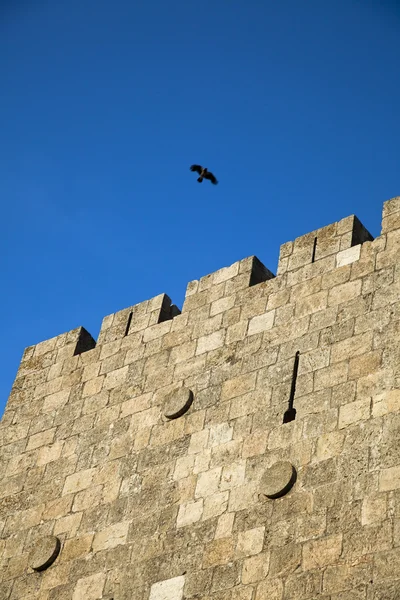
[
  {"left": 188, "top": 429, "right": 209, "bottom": 454},
  {"left": 42, "top": 389, "right": 70, "bottom": 413},
  {"left": 336, "top": 245, "right": 361, "bottom": 267},
  {"left": 196, "top": 330, "right": 225, "bottom": 355},
  {"left": 150, "top": 576, "right": 185, "bottom": 600},
  {"left": 72, "top": 573, "right": 106, "bottom": 600},
  {"left": 173, "top": 455, "right": 195, "bottom": 481},
  {"left": 203, "top": 537, "right": 234, "bottom": 567},
  {"left": 59, "top": 534, "right": 93, "bottom": 562},
  {"left": 302, "top": 533, "right": 342, "bottom": 570},
  {"left": 210, "top": 295, "right": 235, "bottom": 317},
  {"left": 330, "top": 331, "right": 372, "bottom": 364},
  {"left": 349, "top": 351, "right": 381, "bottom": 379},
  {"left": 242, "top": 430, "right": 268, "bottom": 458},
  {"left": 361, "top": 494, "right": 387, "bottom": 526},
  {"left": 82, "top": 376, "right": 104, "bottom": 398},
  {"left": 62, "top": 468, "right": 96, "bottom": 495},
  {"left": 260, "top": 461, "right": 297, "bottom": 499},
  {"left": 213, "top": 261, "right": 239, "bottom": 284},
  {"left": 379, "top": 465, "right": 400, "bottom": 491},
  {"left": 338, "top": 398, "right": 371, "bottom": 429},
  {"left": 92, "top": 521, "right": 129, "bottom": 552},
  {"left": 103, "top": 366, "right": 128, "bottom": 390},
  {"left": 226, "top": 320, "right": 248, "bottom": 344},
  {"left": 236, "top": 527, "right": 265, "bottom": 557},
  {"left": 53, "top": 512, "right": 82, "bottom": 538},
  {"left": 241, "top": 552, "right": 270, "bottom": 583},
  {"left": 164, "top": 387, "right": 193, "bottom": 419},
  {"left": 203, "top": 491, "right": 229, "bottom": 520},
  {"left": 255, "top": 577, "right": 283, "bottom": 600},
  {"left": 269, "top": 542, "right": 302, "bottom": 576},
  {"left": 372, "top": 389, "right": 400, "bottom": 417},
  {"left": 328, "top": 280, "right": 361, "bottom": 307},
  {"left": 26, "top": 428, "right": 56, "bottom": 451},
  {"left": 208, "top": 422, "right": 233, "bottom": 447},
  {"left": 248, "top": 310, "right": 275, "bottom": 336},
  {"left": 195, "top": 467, "right": 222, "bottom": 498},
  {"left": 215, "top": 512, "right": 235, "bottom": 539},
  {"left": 315, "top": 431, "right": 345, "bottom": 462},
  {"left": 176, "top": 499, "right": 203, "bottom": 528},
  {"left": 314, "top": 362, "right": 348, "bottom": 392},
  {"left": 193, "top": 449, "right": 211, "bottom": 473},
  {"left": 295, "top": 290, "right": 328, "bottom": 318},
  {"left": 221, "top": 373, "right": 257, "bottom": 401},
  {"left": 28, "top": 535, "right": 61, "bottom": 571},
  {"left": 228, "top": 483, "right": 257, "bottom": 511},
  {"left": 220, "top": 460, "right": 246, "bottom": 490},
  {"left": 37, "top": 441, "right": 63, "bottom": 466}
]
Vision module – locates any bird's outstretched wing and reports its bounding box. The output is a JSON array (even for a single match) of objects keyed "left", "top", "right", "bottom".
[
  {"left": 190, "top": 164, "right": 203, "bottom": 174},
  {"left": 204, "top": 171, "right": 218, "bottom": 185}
]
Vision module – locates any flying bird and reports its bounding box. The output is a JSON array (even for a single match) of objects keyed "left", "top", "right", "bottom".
[{"left": 190, "top": 164, "right": 218, "bottom": 185}]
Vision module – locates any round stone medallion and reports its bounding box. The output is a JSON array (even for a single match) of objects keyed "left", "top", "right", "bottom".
[
  {"left": 29, "top": 535, "right": 61, "bottom": 571},
  {"left": 164, "top": 387, "right": 193, "bottom": 419},
  {"left": 260, "top": 461, "right": 297, "bottom": 499}
]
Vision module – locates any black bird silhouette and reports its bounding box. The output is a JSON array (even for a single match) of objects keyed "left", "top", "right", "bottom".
[{"left": 190, "top": 164, "right": 218, "bottom": 185}]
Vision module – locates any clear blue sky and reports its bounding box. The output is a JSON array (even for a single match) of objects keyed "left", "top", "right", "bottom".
[{"left": 1, "top": 0, "right": 399, "bottom": 416}]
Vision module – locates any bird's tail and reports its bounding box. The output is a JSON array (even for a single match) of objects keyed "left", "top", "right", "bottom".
[{"left": 197, "top": 177, "right": 203, "bottom": 183}]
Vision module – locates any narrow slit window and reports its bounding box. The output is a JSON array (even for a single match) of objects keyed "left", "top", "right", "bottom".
[
  {"left": 283, "top": 351, "right": 300, "bottom": 423},
  {"left": 311, "top": 237, "right": 317, "bottom": 263},
  {"left": 124, "top": 312, "right": 133, "bottom": 337}
]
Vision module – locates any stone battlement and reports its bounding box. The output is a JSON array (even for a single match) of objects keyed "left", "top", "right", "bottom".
[
  {"left": 1, "top": 195, "right": 400, "bottom": 600},
  {"left": 12, "top": 197, "right": 398, "bottom": 365}
]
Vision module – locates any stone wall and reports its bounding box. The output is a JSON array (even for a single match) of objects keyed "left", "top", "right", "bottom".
[{"left": 1, "top": 197, "right": 400, "bottom": 600}]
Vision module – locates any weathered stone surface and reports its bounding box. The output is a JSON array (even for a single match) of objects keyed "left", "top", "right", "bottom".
[
  {"left": 2, "top": 199, "right": 400, "bottom": 600},
  {"left": 149, "top": 576, "right": 185, "bottom": 600},
  {"left": 163, "top": 387, "right": 194, "bottom": 419},
  {"left": 260, "top": 461, "right": 297, "bottom": 499},
  {"left": 29, "top": 535, "right": 61, "bottom": 571}
]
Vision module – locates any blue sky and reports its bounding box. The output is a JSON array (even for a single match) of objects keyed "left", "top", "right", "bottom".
[{"left": 1, "top": 0, "right": 399, "bottom": 416}]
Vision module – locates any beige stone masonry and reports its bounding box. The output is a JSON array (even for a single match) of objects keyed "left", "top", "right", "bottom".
[{"left": 1, "top": 196, "right": 400, "bottom": 600}]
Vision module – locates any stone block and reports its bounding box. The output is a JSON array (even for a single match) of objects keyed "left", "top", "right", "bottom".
[
  {"left": 202, "top": 537, "right": 234, "bottom": 567},
  {"left": 236, "top": 527, "right": 265, "bottom": 557},
  {"left": 336, "top": 245, "right": 361, "bottom": 267},
  {"left": 62, "top": 468, "right": 96, "bottom": 495},
  {"left": 361, "top": 494, "right": 387, "bottom": 526},
  {"left": 150, "top": 576, "right": 185, "bottom": 600},
  {"left": 203, "top": 490, "right": 229, "bottom": 520},
  {"left": 221, "top": 373, "right": 257, "bottom": 401},
  {"left": 295, "top": 291, "right": 328, "bottom": 318},
  {"left": 379, "top": 465, "right": 400, "bottom": 491},
  {"left": 248, "top": 311, "right": 275, "bottom": 336},
  {"left": 242, "top": 429, "right": 268, "bottom": 458},
  {"left": 328, "top": 280, "right": 362, "bottom": 307},
  {"left": 302, "top": 533, "right": 342, "bottom": 570},
  {"left": 26, "top": 428, "right": 56, "bottom": 451},
  {"left": 208, "top": 423, "right": 233, "bottom": 447},
  {"left": 215, "top": 512, "right": 235, "bottom": 539},
  {"left": 72, "top": 573, "right": 106, "bottom": 600},
  {"left": 92, "top": 521, "right": 129, "bottom": 552},
  {"left": 176, "top": 499, "right": 203, "bottom": 528},
  {"left": 196, "top": 330, "right": 225, "bottom": 355},
  {"left": 195, "top": 467, "right": 222, "bottom": 498},
  {"left": 338, "top": 398, "right": 371, "bottom": 429}
]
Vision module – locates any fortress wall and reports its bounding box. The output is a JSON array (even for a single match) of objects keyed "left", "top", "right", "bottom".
[{"left": 1, "top": 197, "right": 399, "bottom": 600}]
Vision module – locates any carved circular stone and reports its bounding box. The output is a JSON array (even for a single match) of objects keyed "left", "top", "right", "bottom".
[
  {"left": 29, "top": 535, "right": 61, "bottom": 571},
  {"left": 164, "top": 388, "right": 193, "bottom": 419},
  {"left": 260, "top": 461, "right": 297, "bottom": 499}
]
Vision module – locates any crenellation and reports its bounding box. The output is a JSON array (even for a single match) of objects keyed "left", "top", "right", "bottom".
[{"left": 2, "top": 196, "right": 400, "bottom": 599}]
